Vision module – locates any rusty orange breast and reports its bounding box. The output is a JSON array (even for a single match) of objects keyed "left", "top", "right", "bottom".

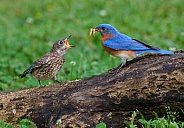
[{"left": 101, "top": 35, "right": 136, "bottom": 59}]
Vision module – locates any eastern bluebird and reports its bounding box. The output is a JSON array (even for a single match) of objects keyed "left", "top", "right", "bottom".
[
  {"left": 19, "top": 35, "right": 74, "bottom": 86},
  {"left": 90, "top": 24, "right": 174, "bottom": 71}
]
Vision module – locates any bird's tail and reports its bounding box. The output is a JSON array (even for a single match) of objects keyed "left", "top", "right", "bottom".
[
  {"left": 19, "top": 67, "right": 31, "bottom": 78},
  {"left": 136, "top": 49, "right": 174, "bottom": 55},
  {"left": 151, "top": 49, "right": 174, "bottom": 55}
]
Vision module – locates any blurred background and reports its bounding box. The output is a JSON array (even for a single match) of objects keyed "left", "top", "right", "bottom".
[{"left": 0, "top": 0, "right": 183, "bottom": 91}]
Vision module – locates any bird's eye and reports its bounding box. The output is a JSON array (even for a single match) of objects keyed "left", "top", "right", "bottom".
[
  {"left": 58, "top": 41, "right": 64, "bottom": 45},
  {"left": 102, "top": 27, "right": 106, "bottom": 30}
]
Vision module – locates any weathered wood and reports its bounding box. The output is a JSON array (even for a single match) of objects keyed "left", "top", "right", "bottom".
[{"left": 0, "top": 51, "right": 184, "bottom": 128}]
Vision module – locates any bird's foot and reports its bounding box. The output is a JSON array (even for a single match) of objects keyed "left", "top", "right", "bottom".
[
  {"left": 52, "top": 76, "right": 61, "bottom": 83},
  {"left": 116, "top": 64, "right": 124, "bottom": 73},
  {"left": 38, "top": 80, "right": 45, "bottom": 88},
  {"left": 107, "top": 63, "right": 123, "bottom": 76},
  {"left": 108, "top": 68, "right": 116, "bottom": 72},
  {"left": 38, "top": 84, "right": 45, "bottom": 88},
  {"left": 54, "top": 80, "right": 60, "bottom": 83}
]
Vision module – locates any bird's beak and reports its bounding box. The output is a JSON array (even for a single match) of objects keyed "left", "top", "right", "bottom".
[
  {"left": 90, "top": 27, "right": 99, "bottom": 36},
  {"left": 65, "top": 35, "right": 75, "bottom": 48}
]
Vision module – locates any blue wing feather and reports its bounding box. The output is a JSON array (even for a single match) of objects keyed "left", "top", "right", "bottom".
[
  {"left": 104, "top": 34, "right": 152, "bottom": 51},
  {"left": 103, "top": 34, "right": 173, "bottom": 55}
]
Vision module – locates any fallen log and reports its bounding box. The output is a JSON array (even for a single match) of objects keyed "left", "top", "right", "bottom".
[{"left": 0, "top": 51, "right": 184, "bottom": 128}]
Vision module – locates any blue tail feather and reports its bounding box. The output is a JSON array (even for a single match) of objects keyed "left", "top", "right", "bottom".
[
  {"left": 157, "top": 49, "right": 174, "bottom": 54},
  {"left": 135, "top": 49, "right": 174, "bottom": 55}
]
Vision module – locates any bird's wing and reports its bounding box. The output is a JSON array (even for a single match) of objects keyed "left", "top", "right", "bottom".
[
  {"left": 31, "top": 52, "right": 56, "bottom": 69},
  {"left": 132, "top": 39, "right": 159, "bottom": 50},
  {"left": 104, "top": 34, "right": 159, "bottom": 51}
]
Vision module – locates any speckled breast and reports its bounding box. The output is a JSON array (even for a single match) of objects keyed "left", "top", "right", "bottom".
[{"left": 31, "top": 57, "right": 65, "bottom": 80}]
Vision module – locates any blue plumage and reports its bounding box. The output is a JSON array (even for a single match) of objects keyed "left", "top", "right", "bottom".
[
  {"left": 135, "top": 49, "right": 174, "bottom": 55},
  {"left": 94, "top": 24, "right": 174, "bottom": 71},
  {"left": 97, "top": 24, "right": 174, "bottom": 55}
]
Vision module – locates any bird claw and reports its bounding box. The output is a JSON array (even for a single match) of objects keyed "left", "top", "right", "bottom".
[
  {"left": 38, "top": 85, "right": 45, "bottom": 88},
  {"left": 54, "top": 80, "right": 60, "bottom": 83},
  {"left": 90, "top": 28, "right": 96, "bottom": 36}
]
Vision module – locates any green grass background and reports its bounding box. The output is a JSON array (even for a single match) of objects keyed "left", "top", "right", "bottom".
[{"left": 0, "top": 0, "right": 183, "bottom": 91}]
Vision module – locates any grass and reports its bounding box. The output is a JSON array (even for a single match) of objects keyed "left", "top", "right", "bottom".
[
  {"left": 124, "top": 107, "right": 184, "bottom": 128},
  {"left": 0, "top": 0, "right": 183, "bottom": 91},
  {"left": 0, "top": 118, "right": 36, "bottom": 128}
]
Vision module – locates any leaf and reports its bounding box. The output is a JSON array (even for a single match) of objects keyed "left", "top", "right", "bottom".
[
  {"left": 6, "top": 124, "right": 13, "bottom": 128},
  {"left": 133, "top": 111, "right": 137, "bottom": 118},
  {"left": 138, "top": 119, "right": 147, "bottom": 125},
  {"left": 168, "top": 123, "right": 178, "bottom": 128},
  {"left": 153, "top": 111, "right": 158, "bottom": 120},
  {"left": 96, "top": 122, "right": 106, "bottom": 128},
  {"left": 124, "top": 121, "right": 131, "bottom": 127},
  {"left": 130, "top": 124, "right": 136, "bottom": 128}
]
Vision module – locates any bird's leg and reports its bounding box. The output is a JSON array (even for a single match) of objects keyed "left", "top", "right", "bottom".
[
  {"left": 52, "top": 76, "right": 60, "bottom": 83},
  {"left": 116, "top": 59, "right": 127, "bottom": 73},
  {"left": 38, "top": 80, "right": 43, "bottom": 87}
]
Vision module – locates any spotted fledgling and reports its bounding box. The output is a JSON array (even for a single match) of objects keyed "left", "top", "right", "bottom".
[{"left": 19, "top": 35, "right": 74, "bottom": 86}]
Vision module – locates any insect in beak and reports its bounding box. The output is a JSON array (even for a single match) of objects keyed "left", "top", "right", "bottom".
[{"left": 90, "top": 28, "right": 98, "bottom": 36}]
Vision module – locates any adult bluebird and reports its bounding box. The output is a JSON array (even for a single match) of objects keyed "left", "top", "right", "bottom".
[
  {"left": 19, "top": 35, "right": 74, "bottom": 86},
  {"left": 90, "top": 24, "right": 173, "bottom": 71}
]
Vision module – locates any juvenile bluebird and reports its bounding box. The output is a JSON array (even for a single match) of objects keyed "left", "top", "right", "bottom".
[
  {"left": 90, "top": 24, "right": 173, "bottom": 71},
  {"left": 19, "top": 35, "right": 74, "bottom": 86}
]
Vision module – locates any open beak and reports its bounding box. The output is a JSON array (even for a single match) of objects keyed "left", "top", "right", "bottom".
[
  {"left": 90, "top": 27, "right": 99, "bottom": 36},
  {"left": 65, "top": 35, "right": 75, "bottom": 48}
]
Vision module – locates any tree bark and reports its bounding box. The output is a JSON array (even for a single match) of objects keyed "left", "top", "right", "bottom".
[{"left": 0, "top": 51, "right": 184, "bottom": 128}]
